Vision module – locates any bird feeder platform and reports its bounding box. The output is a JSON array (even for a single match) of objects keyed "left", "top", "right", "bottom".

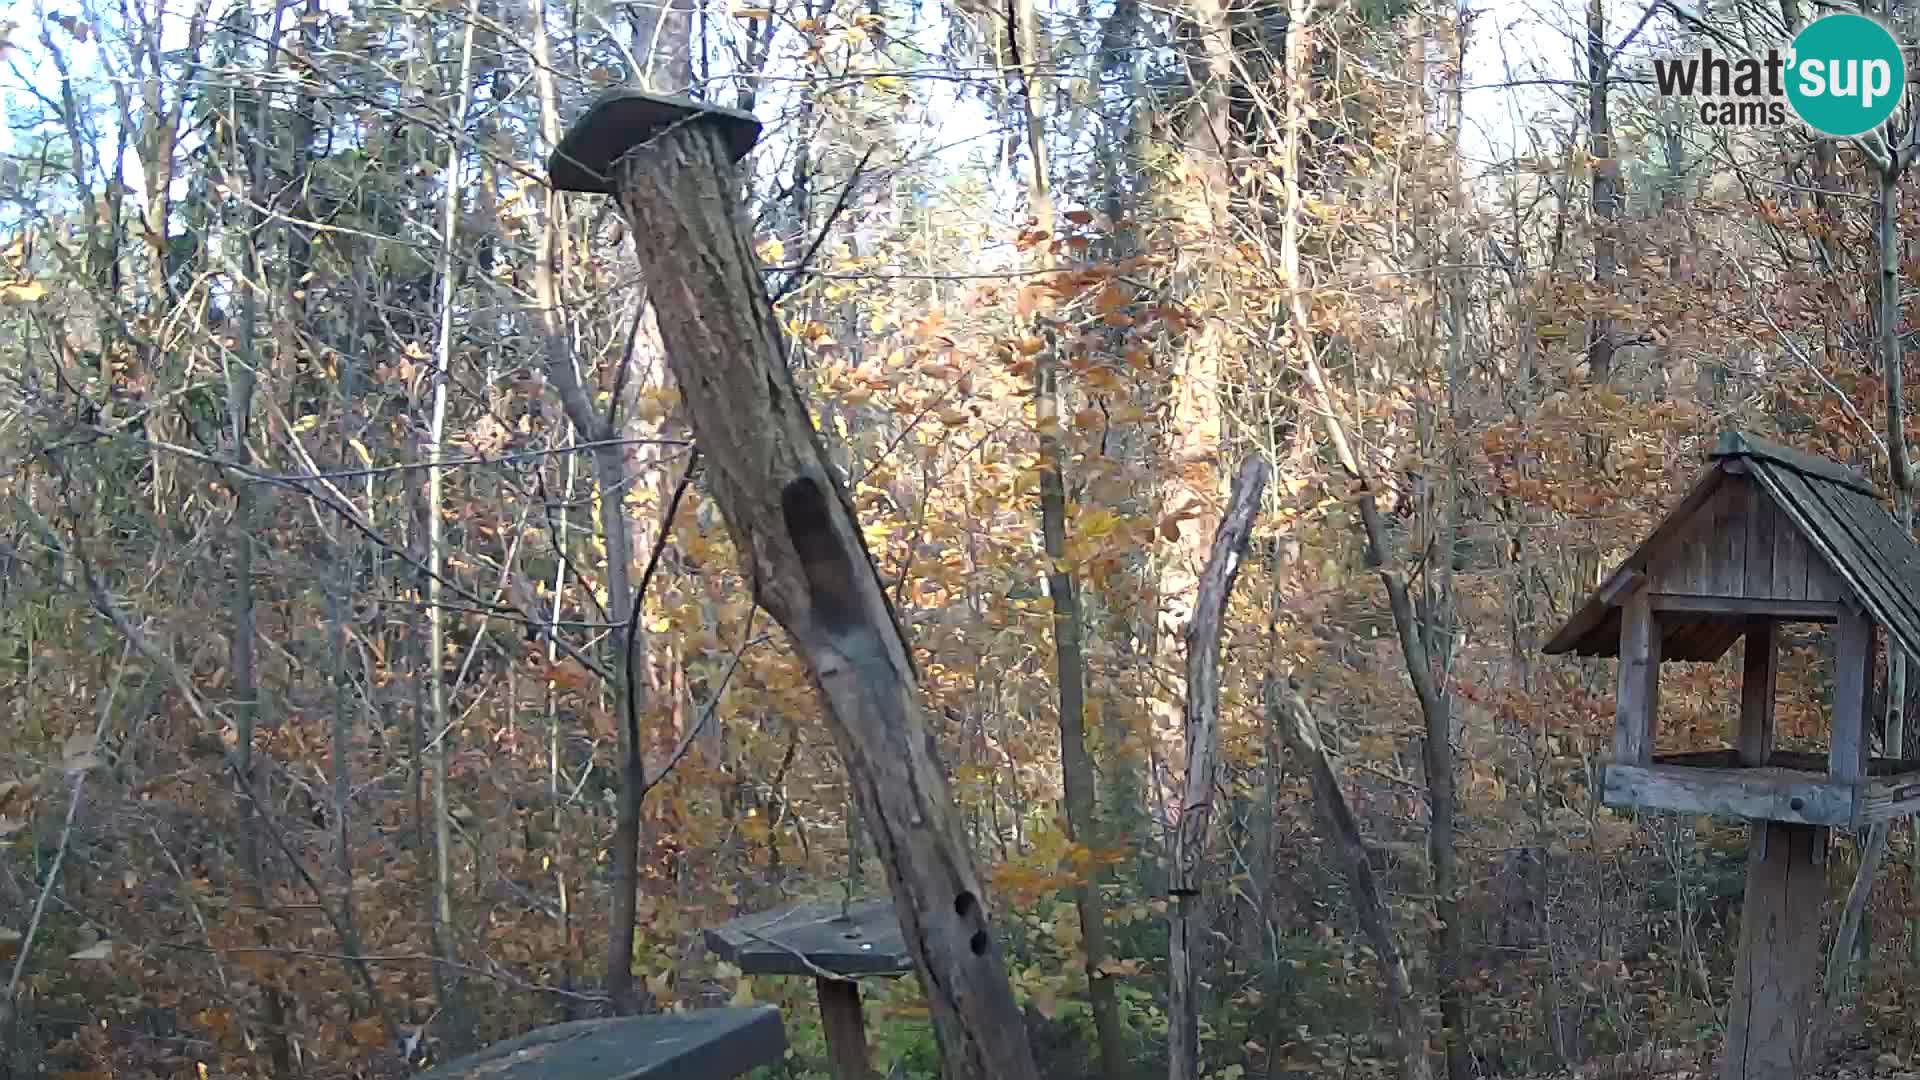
[{"left": 706, "top": 899, "right": 913, "bottom": 1080}]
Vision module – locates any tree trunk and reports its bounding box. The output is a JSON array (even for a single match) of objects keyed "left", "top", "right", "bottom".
[
  {"left": 1270, "top": 680, "right": 1435, "bottom": 1080},
  {"left": 423, "top": 3, "right": 479, "bottom": 1047},
  {"left": 1282, "top": 4, "right": 1464, "bottom": 1069},
  {"left": 594, "top": 116, "right": 1042, "bottom": 1080},
  {"left": 526, "top": 0, "right": 654, "bottom": 1014},
  {"left": 1167, "top": 456, "right": 1269, "bottom": 1080},
  {"left": 1009, "top": 9, "right": 1128, "bottom": 1070},
  {"left": 1826, "top": 149, "right": 1914, "bottom": 1014}
]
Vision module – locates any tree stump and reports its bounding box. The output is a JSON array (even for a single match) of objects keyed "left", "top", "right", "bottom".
[{"left": 550, "top": 89, "right": 1041, "bottom": 1080}]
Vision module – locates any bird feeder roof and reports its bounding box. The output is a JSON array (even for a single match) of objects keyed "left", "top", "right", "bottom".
[{"left": 1543, "top": 431, "right": 1920, "bottom": 663}]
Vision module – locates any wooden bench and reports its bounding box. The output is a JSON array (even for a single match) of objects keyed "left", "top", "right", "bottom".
[{"left": 413, "top": 1005, "right": 785, "bottom": 1080}]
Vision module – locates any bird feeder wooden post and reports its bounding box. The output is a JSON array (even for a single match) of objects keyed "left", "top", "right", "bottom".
[
  {"left": 1545, "top": 431, "right": 1920, "bottom": 1080},
  {"left": 548, "top": 89, "right": 1041, "bottom": 1080}
]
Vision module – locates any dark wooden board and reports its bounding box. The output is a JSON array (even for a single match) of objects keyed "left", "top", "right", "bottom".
[
  {"left": 412, "top": 1007, "right": 785, "bottom": 1080},
  {"left": 549, "top": 89, "right": 762, "bottom": 194},
  {"left": 706, "top": 899, "right": 915, "bottom": 977}
]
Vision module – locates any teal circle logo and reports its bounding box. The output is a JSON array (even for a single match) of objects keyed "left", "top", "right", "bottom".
[{"left": 1786, "top": 13, "right": 1906, "bottom": 137}]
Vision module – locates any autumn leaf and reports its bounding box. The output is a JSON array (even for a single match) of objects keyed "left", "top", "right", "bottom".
[
  {"left": 69, "top": 941, "right": 113, "bottom": 961},
  {"left": 1030, "top": 981, "right": 1058, "bottom": 1019},
  {"left": 0, "top": 280, "right": 46, "bottom": 304}
]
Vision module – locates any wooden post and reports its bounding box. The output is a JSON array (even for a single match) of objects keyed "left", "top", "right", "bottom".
[
  {"left": 816, "top": 977, "right": 873, "bottom": 1080},
  {"left": 1740, "top": 620, "right": 1776, "bottom": 766},
  {"left": 550, "top": 91, "right": 1041, "bottom": 1080},
  {"left": 1615, "top": 586, "right": 1660, "bottom": 764},
  {"left": 1831, "top": 606, "right": 1874, "bottom": 786},
  {"left": 1722, "top": 822, "right": 1824, "bottom": 1080}
]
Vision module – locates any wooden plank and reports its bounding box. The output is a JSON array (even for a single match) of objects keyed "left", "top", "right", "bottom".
[
  {"left": 817, "top": 978, "right": 876, "bottom": 1080},
  {"left": 1741, "top": 621, "right": 1777, "bottom": 766},
  {"left": 1721, "top": 822, "right": 1827, "bottom": 1080},
  {"left": 1647, "top": 749, "right": 1913, "bottom": 775},
  {"left": 1651, "top": 749, "right": 1744, "bottom": 768},
  {"left": 1827, "top": 486, "right": 1920, "bottom": 663},
  {"left": 1671, "top": 619, "right": 1747, "bottom": 663},
  {"left": 1803, "top": 555, "right": 1847, "bottom": 603},
  {"left": 1602, "top": 763, "right": 1852, "bottom": 825},
  {"left": 1800, "top": 480, "right": 1920, "bottom": 636},
  {"left": 1831, "top": 606, "right": 1874, "bottom": 787},
  {"left": 1658, "top": 617, "right": 1716, "bottom": 662},
  {"left": 1758, "top": 468, "right": 1903, "bottom": 635},
  {"left": 1544, "top": 469, "right": 1725, "bottom": 656},
  {"left": 1691, "top": 485, "right": 1725, "bottom": 593},
  {"left": 1615, "top": 587, "right": 1660, "bottom": 765},
  {"left": 1859, "top": 773, "right": 1920, "bottom": 824},
  {"left": 705, "top": 900, "right": 914, "bottom": 977},
  {"left": 1771, "top": 500, "right": 1808, "bottom": 600},
  {"left": 1649, "top": 595, "right": 1843, "bottom": 620},
  {"left": 1713, "top": 430, "right": 1879, "bottom": 495},
  {"left": 1716, "top": 478, "right": 1751, "bottom": 596},
  {"left": 413, "top": 1008, "right": 788, "bottom": 1080},
  {"left": 1746, "top": 482, "right": 1777, "bottom": 593}
]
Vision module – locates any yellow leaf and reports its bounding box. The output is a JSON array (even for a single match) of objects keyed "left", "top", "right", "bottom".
[
  {"left": 731, "top": 977, "right": 755, "bottom": 1005},
  {"left": 291, "top": 414, "right": 320, "bottom": 434},
  {"left": 0, "top": 281, "right": 47, "bottom": 304},
  {"left": 1031, "top": 982, "right": 1058, "bottom": 1019}
]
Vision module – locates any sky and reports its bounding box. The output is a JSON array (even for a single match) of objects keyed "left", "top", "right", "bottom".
[{"left": 0, "top": 0, "right": 1686, "bottom": 237}]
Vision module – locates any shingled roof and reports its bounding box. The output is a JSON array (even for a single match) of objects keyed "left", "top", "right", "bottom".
[{"left": 1542, "top": 431, "right": 1920, "bottom": 663}]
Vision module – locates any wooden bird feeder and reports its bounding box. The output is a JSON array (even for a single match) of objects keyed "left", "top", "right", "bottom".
[
  {"left": 411, "top": 1006, "right": 786, "bottom": 1080},
  {"left": 1545, "top": 431, "right": 1920, "bottom": 1079},
  {"left": 706, "top": 899, "right": 913, "bottom": 1080}
]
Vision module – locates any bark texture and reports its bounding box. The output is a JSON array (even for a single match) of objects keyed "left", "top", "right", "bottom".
[
  {"left": 604, "top": 120, "right": 1041, "bottom": 1080},
  {"left": 1168, "top": 454, "right": 1269, "bottom": 1080}
]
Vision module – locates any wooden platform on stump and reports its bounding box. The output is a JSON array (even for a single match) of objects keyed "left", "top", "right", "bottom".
[
  {"left": 706, "top": 899, "right": 913, "bottom": 1080},
  {"left": 411, "top": 1006, "right": 786, "bottom": 1080},
  {"left": 1603, "top": 749, "right": 1920, "bottom": 827}
]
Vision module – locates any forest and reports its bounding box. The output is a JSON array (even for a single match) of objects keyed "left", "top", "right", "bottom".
[{"left": 6, "top": 0, "right": 1920, "bottom": 1076}]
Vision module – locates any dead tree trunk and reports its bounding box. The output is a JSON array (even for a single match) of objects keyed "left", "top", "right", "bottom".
[
  {"left": 555, "top": 94, "right": 1041, "bottom": 1080},
  {"left": 1270, "top": 679, "right": 1435, "bottom": 1080},
  {"left": 1167, "top": 455, "right": 1268, "bottom": 1080}
]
